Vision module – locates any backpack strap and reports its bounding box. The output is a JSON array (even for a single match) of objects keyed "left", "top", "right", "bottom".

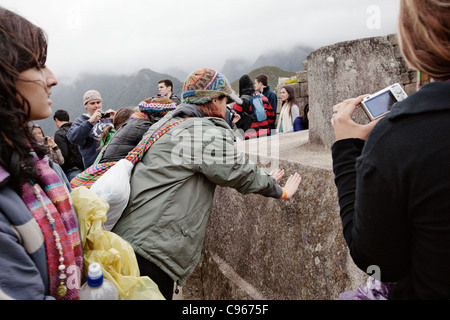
[
  {"left": 240, "top": 95, "right": 253, "bottom": 113},
  {"left": 125, "top": 118, "right": 188, "bottom": 165}
]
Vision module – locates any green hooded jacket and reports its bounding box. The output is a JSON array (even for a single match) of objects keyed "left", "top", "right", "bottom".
[{"left": 112, "top": 104, "right": 283, "bottom": 285}]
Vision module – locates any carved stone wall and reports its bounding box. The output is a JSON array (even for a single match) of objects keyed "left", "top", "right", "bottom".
[
  {"left": 307, "top": 34, "right": 421, "bottom": 149},
  {"left": 275, "top": 34, "right": 427, "bottom": 149},
  {"left": 180, "top": 34, "right": 428, "bottom": 300},
  {"left": 182, "top": 131, "right": 367, "bottom": 300}
]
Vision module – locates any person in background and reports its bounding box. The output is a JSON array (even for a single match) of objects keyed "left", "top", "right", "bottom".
[
  {"left": 67, "top": 90, "right": 115, "bottom": 168},
  {"left": 331, "top": 0, "right": 450, "bottom": 299},
  {"left": 30, "top": 123, "right": 65, "bottom": 165},
  {"left": 0, "top": 6, "right": 83, "bottom": 300},
  {"left": 112, "top": 68, "right": 301, "bottom": 300},
  {"left": 254, "top": 74, "right": 278, "bottom": 132},
  {"left": 293, "top": 103, "right": 310, "bottom": 131},
  {"left": 158, "top": 79, "right": 181, "bottom": 105},
  {"left": 93, "top": 106, "right": 134, "bottom": 165},
  {"left": 53, "top": 109, "right": 84, "bottom": 181},
  {"left": 302, "top": 104, "right": 309, "bottom": 130},
  {"left": 276, "top": 85, "right": 301, "bottom": 134},
  {"left": 233, "top": 74, "right": 275, "bottom": 139},
  {"left": 225, "top": 105, "right": 241, "bottom": 129}
]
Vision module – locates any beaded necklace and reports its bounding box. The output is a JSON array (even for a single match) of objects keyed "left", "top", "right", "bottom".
[{"left": 32, "top": 183, "right": 67, "bottom": 298}]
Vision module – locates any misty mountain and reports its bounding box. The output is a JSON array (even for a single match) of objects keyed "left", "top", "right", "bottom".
[
  {"left": 221, "top": 44, "right": 314, "bottom": 82},
  {"left": 220, "top": 59, "right": 253, "bottom": 83},
  {"left": 252, "top": 44, "right": 314, "bottom": 73},
  {"left": 52, "top": 68, "right": 183, "bottom": 110},
  {"left": 34, "top": 44, "right": 314, "bottom": 136},
  {"left": 162, "top": 67, "right": 189, "bottom": 82},
  {"left": 35, "top": 69, "right": 182, "bottom": 136}
]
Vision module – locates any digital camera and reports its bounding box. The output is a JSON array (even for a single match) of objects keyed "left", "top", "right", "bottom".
[
  {"left": 360, "top": 83, "right": 408, "bottom": 121},
  {"left": 101, "top": 112, "right": 110, "bottom": 119}
]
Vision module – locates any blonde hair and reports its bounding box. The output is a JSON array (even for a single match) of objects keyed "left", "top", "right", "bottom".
[{"left": 397, "top": 0, "right": 450, "bottom": 81}]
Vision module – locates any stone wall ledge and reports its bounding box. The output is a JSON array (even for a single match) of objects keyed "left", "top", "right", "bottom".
[{"left": 182, "top": 131, "right": 367, "bottom": 300}]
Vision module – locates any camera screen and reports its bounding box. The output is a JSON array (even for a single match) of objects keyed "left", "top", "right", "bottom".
[{"left": 364, "top": 90, "right": 396, "bottom": 118}]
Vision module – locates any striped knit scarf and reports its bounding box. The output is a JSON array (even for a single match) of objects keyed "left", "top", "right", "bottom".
[{"left": 20, "top": 153, "right": 83, "bottom": 300}]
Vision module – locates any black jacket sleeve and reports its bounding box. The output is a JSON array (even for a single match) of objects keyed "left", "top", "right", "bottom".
[
  {"left": 332, "top": 138, "right": 365, "bottom": 247},
  {"left": 332, "top": 138, "right": 410, "bottom": 282},
  {"left": 100, "top": 118, "right": 152, "bottom": 163},
  {"left": 54, "top": 128, "right": 69, "bottom": 160}
]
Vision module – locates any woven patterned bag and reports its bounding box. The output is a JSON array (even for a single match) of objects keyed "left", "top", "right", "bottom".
[{"left": 70, "top": 118, "right": 187, "bottom": 189}]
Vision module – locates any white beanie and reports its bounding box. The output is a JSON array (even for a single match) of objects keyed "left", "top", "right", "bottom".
[{"left": 83, "top": 90, "right": 102, "bottom": 105}]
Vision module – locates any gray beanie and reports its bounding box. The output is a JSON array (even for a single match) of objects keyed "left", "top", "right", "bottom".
[{"left": 83, "top": 90, "right": 102, "bottom": 105}]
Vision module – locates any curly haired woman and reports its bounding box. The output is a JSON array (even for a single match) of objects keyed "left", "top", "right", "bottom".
[{"left": 0, "top": 7, "right": 83, "bottom": 299}]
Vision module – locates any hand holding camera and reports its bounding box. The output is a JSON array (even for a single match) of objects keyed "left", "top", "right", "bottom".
[
  {"left": 331, "top": 95, "right": 379, "bottom": 142},
  {"left": 102, "top": 109, "right": 116, "bottom": 119},
  {"left": 89, "top": 109, "right": 116, "bottom": 123},
  {"left": 89, "top": 109, "right": 103, "bottom": 123},
  {"left": 331, "top": 84, "right": 408, "bottom": 142},
  {"left": 45, "top": 136, "right": 57, "bottom": 148},
  {"left": 360, "top": 83, "right": 408, "bottom": 121}
]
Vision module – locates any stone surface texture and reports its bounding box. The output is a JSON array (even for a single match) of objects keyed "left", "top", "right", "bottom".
[
  {"left": 181, "top": 34, "right": 428, "bottom": 300},
  {"left": 182, "top": 132, "right": 367, "bottom": 300}
]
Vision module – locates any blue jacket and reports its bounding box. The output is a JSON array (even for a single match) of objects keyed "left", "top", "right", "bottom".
[
  {"left": 66, "top": 114, "right": 112, "bottom": 169},
  {"left": 0, "top": 161, "right": 71, "bottom": 300}
]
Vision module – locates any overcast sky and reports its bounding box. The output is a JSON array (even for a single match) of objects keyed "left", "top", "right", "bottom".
[{"left": 2, "top": 0, "right": 400, "bottom": 82}]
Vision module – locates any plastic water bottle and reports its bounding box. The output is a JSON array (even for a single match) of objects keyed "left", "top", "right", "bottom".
[{"left": 80, "top": 263, "right": 119, "bottom": 300}]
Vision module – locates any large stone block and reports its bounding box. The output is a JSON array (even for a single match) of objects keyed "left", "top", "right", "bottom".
[
  {"left": 183, "top": 131, "right": 367, "bottom": 300},
  {"left": 296, "top": 71, "right": 308, "bottom": 83},
  {"left": 307, "top": 34, "right": 407, "bottom": 149},
  {"left": 299, "top": 82, "right": 308, "bottom": 97}
]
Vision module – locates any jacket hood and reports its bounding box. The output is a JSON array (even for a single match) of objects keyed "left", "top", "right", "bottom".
[
  {"left": 239, "top": 75, "right": 254, "bottom": 96},
  {"left": 169, "top": 103, "right": 230, "bottom": 130},
  {"left": 171, "top": 103, "right": 205, "bottom": 118}
]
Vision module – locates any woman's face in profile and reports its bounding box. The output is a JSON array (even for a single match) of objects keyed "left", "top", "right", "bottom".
[{"left": 15, "top": 66, "right": 58, "bottom": 121}]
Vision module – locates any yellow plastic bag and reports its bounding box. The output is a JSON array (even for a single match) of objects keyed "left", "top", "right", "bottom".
[{"left": 71, "top": 186, "right": 165, "bottom": 300}]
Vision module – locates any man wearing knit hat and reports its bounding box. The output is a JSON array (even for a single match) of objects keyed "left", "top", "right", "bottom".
[
  {"left": 181, "top": 68, "right": 241, "bottom": 105},
  {"left": 67, "top": 90, "right": 116, "bottom": 169},
  {"left": 112, "top": 68, "right": 301, "bottom": 300}
]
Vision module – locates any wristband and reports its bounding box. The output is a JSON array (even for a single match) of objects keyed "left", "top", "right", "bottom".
[{"left": 282, "top": 189, "right": 288, "bottom": 200}]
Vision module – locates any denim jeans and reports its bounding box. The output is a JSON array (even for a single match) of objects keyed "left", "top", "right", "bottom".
[{"left": 65, "top": 168, "right": 82, "bottom": 183}]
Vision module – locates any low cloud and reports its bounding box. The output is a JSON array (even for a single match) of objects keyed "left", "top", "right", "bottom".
[{"left": 2, "top": 0, "right": 400, "bottom": 80}]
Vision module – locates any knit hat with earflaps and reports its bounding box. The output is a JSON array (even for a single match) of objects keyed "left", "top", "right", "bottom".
[{"left": 182, "top": 68, "right": 242, "bottom": 105}]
